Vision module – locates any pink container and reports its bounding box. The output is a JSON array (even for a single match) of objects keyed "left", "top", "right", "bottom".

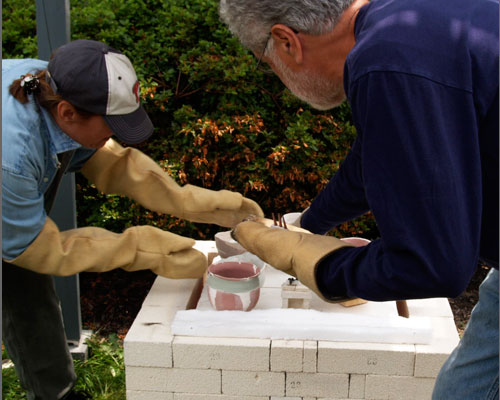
[{"left": 206, "top": 261, "right": 265, "bottom": 311}]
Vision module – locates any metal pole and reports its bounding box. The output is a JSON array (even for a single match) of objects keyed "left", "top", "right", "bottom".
[{"left": 36, "top": 0, "right": 83, "bottom": 346}]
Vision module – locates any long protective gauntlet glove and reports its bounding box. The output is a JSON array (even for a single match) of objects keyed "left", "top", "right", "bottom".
[
  {"left": 232, "top": 221, "right": 354, "bottom": 302},
  {"left": 8, "top": 217, "right": 207, "bottom": 278},
  {"left": 81, "top": 139, "right": 263, "bottom": 227}
]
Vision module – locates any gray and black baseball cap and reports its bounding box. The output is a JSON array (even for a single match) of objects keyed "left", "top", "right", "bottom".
[{"left": 47, "top": 39, "right": 153, "bottom": 145}]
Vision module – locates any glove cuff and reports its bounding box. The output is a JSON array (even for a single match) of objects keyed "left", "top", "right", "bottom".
[{"left": 291, "top": 234, "right": 353, "bottom": 303}]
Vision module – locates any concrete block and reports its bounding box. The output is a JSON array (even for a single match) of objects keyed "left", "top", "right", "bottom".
[
  {"left": 175, "top": 395, "right": 268, "bottom": 400},
  {"left": 124, "top": 242, "right": 458, "bottom": 400},
  {"left": 318, "top": 341, "right": 415, "bottom": 376},
  {"left": 124, "top": 305, "right": 174, "bottom": 368},
  {"left": 271, "top": 340, "right": 303, "bottom": 372},
  {"left": 222, "top": 370, "right": 285, "bottom": 396},
  {"left": 125, "top": 335, "right": 173, "bottom": 368},
  {"left": 126, "top": 366, "right": 220, "bottom": 394},
  {"left": 365, "top": 375, "right": 435, "bottom": 400},
  {"left": 125, "top": 277, "right": 199, "bottom": 369},
  {"left": 271, "top": 397, "right": 302, "bottom": 400},
  {"left": 165, "top": 368, "right": 221, "bottom": 394},
  {"left": 406, "top": 298, "right": 454, "bottom": 318},
  {"left": 127, "top": 304, "right": 171, "bottom": 326},
  {"left": 173, "top": 336, "right": 270, "bottom": 371},
  {"left": 415, "top": 317, "right": 459, "bottom": 378},
  {"left": 271, "top": 398, "right": 318, "bottom": 400},
  {"left": 68, "top": 329, "right": 92, "bottom": 361},
  {"left": 415, "top": 351, "right": 450, "bottom": 379},
  {"left": 303, "top": 340, "right": 317, "bottom": 372},
  {"left": 126, "top": 366, "right": 169, "bottom": 392},
  {"left": 141, "top": 277, "right": 200, "bottom": 308},
  {"left": 348, "top": 374, "right": 365, "bottom": 399},
  {"left": 126, "top": 390, "right": 173, "bottom": 400},
  {"left": 286, "top": 372, "right": 349, "bottom": 398}
]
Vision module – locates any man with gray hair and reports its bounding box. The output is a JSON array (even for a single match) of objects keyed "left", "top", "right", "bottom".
[{"left": 222, "top": 0, "right": 499, "bottom": 398}]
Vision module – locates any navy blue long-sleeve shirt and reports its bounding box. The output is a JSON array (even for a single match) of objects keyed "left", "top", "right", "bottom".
[{"left": 301, "top": 0, "right": 499, "bottom": 301}]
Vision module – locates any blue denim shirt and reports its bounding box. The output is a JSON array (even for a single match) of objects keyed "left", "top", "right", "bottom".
[{"left": 2, "top": 59, "right": 96, "bottom": 260}]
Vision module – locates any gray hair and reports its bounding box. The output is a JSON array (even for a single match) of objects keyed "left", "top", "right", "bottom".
[{"left": 219, "top": 0, "right": 356, "bottom": 54}]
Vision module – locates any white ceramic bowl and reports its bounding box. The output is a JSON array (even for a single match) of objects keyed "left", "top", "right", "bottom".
[
  {"left": 214, "top": 230, "right": 246, "bottom": 258},
  {"left": 282, "top": 212, "right": 302, "bottom": 227}
]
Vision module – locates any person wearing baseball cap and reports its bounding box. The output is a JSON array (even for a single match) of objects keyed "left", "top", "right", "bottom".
[
  {"left": 46, "top": 39, "right": 154, "bottom": 145},
  {"left": 2, "top": 39, "right": 263, "bottom": 399}
]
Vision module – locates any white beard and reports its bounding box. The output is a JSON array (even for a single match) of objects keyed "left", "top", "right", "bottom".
[{"left": 269, "top": 51, "right": 346, "bottom": 111}]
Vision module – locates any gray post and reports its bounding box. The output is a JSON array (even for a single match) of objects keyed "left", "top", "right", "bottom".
[
  {"left": 50, "top": 176, "right": 83, "bottom": 346},
  {"left": 36, "top": 0, "right": 83, "bottom": 346}
]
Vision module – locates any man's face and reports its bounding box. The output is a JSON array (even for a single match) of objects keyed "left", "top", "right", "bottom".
[{"left": 268, "top": 49, "right": 346, "bottom": 111}]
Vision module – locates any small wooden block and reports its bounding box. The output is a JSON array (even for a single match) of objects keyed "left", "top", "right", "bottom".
[
  {"left": 339, "top": 298, "right": 368, "bottom": 307},
  {"left": 281, "top": 279, "right": 313, "bottom": 309},
  {"left": 282, "top": 290, "right": 313, "bottom": 299},
  {"left": 286, "top": 298, "right": 311, "bottom": 309},
  {"left": 281, "top": 281, "right": 309, "bottom": 290}
]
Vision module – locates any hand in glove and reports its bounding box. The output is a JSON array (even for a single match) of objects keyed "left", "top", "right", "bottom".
[
  {"left": 8, "top": 217, "right": 207, "bottom": 279},
  {"left": 231, "top": 220, "right": 354, "bottom": 302},
  {"left": 81, "top": 139, "right": 263, "bottom": 227}
]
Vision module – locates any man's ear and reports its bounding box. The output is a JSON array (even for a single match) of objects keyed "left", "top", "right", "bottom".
[
  {"left": 56, "top": 100, "right": 78, "bottom": 123},
  {"left": 270, "top": 24, "right": 303, "bottom": 64}
]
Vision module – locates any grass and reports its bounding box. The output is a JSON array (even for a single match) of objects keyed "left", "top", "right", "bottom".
[{"left": 2, "top": 334, "right": 126, "bottom": 400}]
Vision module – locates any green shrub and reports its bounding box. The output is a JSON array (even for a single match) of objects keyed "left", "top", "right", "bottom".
[
  {"left": 2, "top": 1, "right": 37, "bottom": 58},
  {"left": 2, "top": 0, "right": 378, "bottom": 240}
]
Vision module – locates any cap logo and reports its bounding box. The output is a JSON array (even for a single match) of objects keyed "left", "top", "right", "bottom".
[{"left": 133, "top": 81, "right": 140, "bottom": 104}]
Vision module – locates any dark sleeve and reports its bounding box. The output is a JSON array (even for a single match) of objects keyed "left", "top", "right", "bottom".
[
  {"left": 314, "top": 72, "right": 481, "bottom": 301},
  {"left": 301, "top": 135, "right": 370, "bottom": 234}
]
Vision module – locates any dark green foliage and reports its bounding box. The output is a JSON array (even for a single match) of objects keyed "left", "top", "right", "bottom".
[
  {"left": 2, "top": 0, "right": 378, "bottom": 240},
  {"left": 2, "top": 1, "right": 37, "bottom": 58}
]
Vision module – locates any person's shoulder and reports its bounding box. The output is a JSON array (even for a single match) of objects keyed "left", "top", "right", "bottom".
[
  {"left": 2, "top": 110, "right": 45, "bottom": 177},
  {"left": 2, "top": 58, "right": 48, "bottom": 75},
  {"left": 2, "top": 85, "right": 45, "bottom": 177},
  {"left": 348, "top": 0, "right": 492, "bottom": 90}
]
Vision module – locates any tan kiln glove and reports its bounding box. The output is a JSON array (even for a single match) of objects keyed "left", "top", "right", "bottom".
[
  {"left": 232, "top": 221, "right": 354, "bottom": 302},
  {"left": 81, "top": 139, "right": 263, "bottom": 227},
  {"left": 8, "top": 217, "right": 207, "bottom": 278}
]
